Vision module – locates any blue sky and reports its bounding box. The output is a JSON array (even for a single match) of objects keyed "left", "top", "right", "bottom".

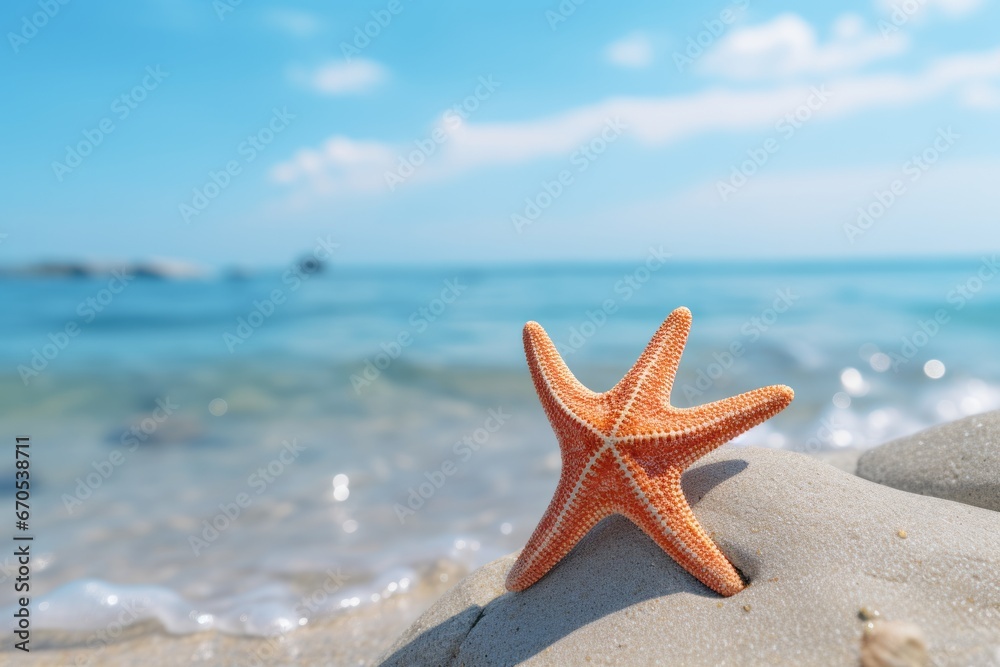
[{"left": 4, "top": 0, "right": 1000, "bottom": 267}]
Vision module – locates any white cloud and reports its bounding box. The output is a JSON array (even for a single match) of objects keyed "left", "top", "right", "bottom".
[
  {"left": 288, "top": 59, "right": 387, "bottom": 95},
  {"left": 610, "top": 157, "right": 1000, "bottom": 258},
  {"left": 264, "top": 9, "right": 325, "bottom": 36},
  {"left": 605, "top": 32, "right": 654, "bottom": 68},
  {"left": 876, "top": 0, "right": 984, "bottom": 18},
  {"left": 927, "top": 0, "right": 985, "bottom": 16},
  {"left": 270, "top": 137, "right": 396, "bottom": 195},
  {"left": 961, "top": 82, "right": 1000, "bottom": 109},
  {"left": 700, "top": 13, "right": 908, "bottom": 79},
  {"left": 271, "top": 46, "right": 1000, "bottom": 198}
]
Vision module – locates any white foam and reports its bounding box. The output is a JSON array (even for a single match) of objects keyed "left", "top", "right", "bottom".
[{"left": 3, "top": 573, "right": 419, "bottom": 637}]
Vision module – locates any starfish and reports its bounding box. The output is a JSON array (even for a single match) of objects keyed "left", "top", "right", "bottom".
[{"left": 506, "top": 307, "right": 793, "bottom": 596}]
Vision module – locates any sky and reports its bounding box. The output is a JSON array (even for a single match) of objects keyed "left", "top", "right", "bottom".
[{"left": 4, "top": 0, "right": 1000, "bottom": 268}]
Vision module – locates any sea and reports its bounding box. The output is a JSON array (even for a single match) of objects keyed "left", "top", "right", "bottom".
[{"left": 3, "top": 256, "right": 1000, "bottom": 643}]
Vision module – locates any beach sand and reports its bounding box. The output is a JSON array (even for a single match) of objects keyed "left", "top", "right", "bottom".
[{"left": 4, "top": 579, "right": 449, "bottom": 667}]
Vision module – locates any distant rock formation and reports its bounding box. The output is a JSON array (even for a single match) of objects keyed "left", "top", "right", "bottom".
[{"left": 2, "top": 259, "right": 209, "bottom": 280}]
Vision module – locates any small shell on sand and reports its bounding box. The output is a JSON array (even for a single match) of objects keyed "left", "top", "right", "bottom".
[
  {"left": 858, "top": 606, "right": 881, "bottom": 622},
  {"left": 860, "top": 620, "right": 929, "bottom": 667}
]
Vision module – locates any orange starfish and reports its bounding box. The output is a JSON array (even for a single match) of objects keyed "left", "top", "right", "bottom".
[{"left": 506, "top": 307, "right": 793, "bottom": 596}]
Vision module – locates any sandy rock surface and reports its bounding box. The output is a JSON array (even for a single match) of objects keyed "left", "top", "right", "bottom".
[
  {"left": 857, "top": 411, "right": 1000, "bottom": 512},
  {"left": 380, "top": 447, "right": 1000, "bottom": 667}
]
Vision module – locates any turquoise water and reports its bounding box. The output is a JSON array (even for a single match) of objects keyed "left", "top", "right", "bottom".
[{"left": 3, "top": 256, "right": 1000, "bottom": 636}]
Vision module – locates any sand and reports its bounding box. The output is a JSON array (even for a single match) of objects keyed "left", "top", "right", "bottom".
[
  {"left": 0, "top": 575, "right": 452, "bottom": 667},
  {"left": 379, "top": 447, "right": 1000, "bottom": 666}
]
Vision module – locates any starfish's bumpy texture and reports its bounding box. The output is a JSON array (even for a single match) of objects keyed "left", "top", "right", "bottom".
[{"left": 506, "top": 307, "right": 793, "bottom": 596}]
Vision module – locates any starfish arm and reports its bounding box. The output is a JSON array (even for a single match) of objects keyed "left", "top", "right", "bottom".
[
  {"left": 624, "top": 471, "right": 745, "bottom": 596},
  {"left": 670, "top": 384, "right": 794, "bottom": 468},
  {"left": 505, "top": 471, "right": 607, "bottom": 591},
  {"left": 523, "top": 321, "right": 605, "bottom": 436},
  {"left": 607, "top": 307, "right": 691, "bottom": 431}
]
